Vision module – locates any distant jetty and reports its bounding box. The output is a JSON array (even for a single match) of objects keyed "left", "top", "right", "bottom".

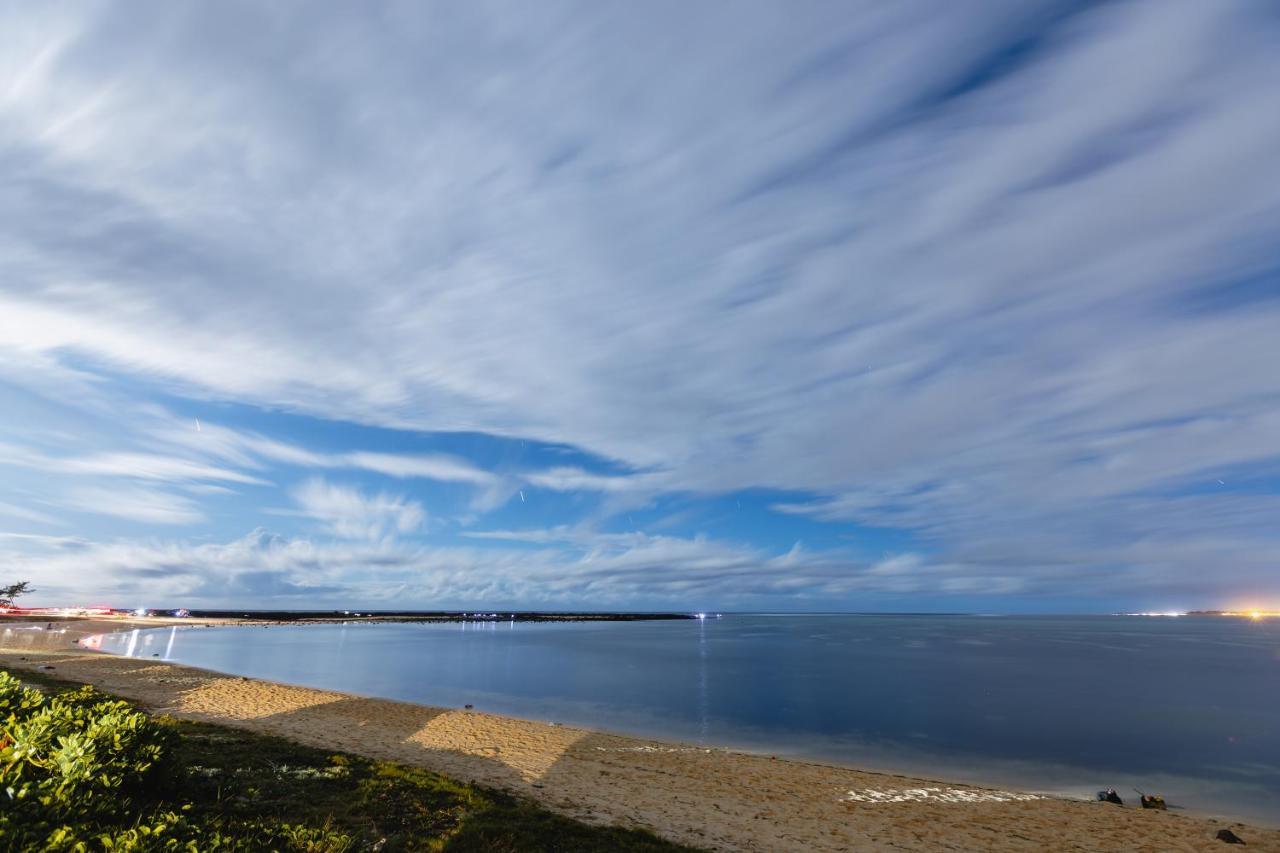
[{"left": 182, "top": 610, "right": 698, "bottom": 623}]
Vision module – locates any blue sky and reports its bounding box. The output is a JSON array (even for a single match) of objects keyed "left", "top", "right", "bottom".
[{"left": 2, "top": 1, "right": 1279, "bottom": 612}]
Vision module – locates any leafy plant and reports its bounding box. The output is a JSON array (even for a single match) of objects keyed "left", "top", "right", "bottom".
[
  {"left": 0, "top": 669, "right": 697, "bottom": 852},
  {"left": 1, "top": 675, "right": 174, "bottom": 848}
]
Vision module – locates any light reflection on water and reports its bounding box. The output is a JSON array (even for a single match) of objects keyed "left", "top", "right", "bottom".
[{"left": 95, "top": 614, "right": 1280, "bottom": 823}]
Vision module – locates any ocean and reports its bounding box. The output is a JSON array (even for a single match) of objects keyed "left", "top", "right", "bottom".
[{"left": 96, "top": 614, "right": 1280, "bottom": 823}]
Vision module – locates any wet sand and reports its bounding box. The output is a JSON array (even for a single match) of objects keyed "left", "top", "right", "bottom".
[{"left": 2, "top": 618, "right": 1276, "bottom": 852}]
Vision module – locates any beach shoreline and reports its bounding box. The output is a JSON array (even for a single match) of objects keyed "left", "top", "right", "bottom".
[{"left": 3, "top": 617, "right": 1277, "bottom": 852}]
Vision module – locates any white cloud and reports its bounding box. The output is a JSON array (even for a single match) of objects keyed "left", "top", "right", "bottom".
[
  {"left": 66, "top": 486, "right": 204, "bottom": 526},
  {"left": 0, "top": 502, "right": 58, "bottom": 525},
  {"left": 0, "top": 443, "right": 268, "bottom": 486},
  {"left": 291, "top": 478, "right": 424, "bottom": 541},
  {"left": 60, "top": 451, "right": 268, "bottom": 485},
  {"left": 9, "top": 518, "right": 1263, "bottom": 612},
  {"left": 153, "top": 421, "right": 498, "bottom": 485},
  {"left": 0, "top": 525, "right": 885, "bottom": 608},
  {"left": 340, "top": 451, "right": 495, "bottom": 485},
  {"left": 521, "top": 467, "right": 660, "bottom": 495},
  {"left": 2, "top": 2, "right": 1280, "bottom": 601},
  {"left": 152, "top": 419, "right": 649, "bottom": 506}
]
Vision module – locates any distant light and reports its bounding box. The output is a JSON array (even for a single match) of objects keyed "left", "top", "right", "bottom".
[
  {"left": 696, "top": 612, "right": 706, "bottom": 620},
  {"left": 1219, "top": 609, "right": 1278, "bottom": 619}
]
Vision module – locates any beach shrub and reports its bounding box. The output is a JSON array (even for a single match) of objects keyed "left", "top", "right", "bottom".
[
  {"left": 0, "top": 669, "right": 43, "bottom": 718},
  {"left": 36, "top": 811, "right": 353, "bottom": 852},
  {"left": 40, "top": 810, "right": 197, "bottom": 852},
  {"left": 0, "top": 669, "right": 698, "bottom": 853},
  {"left": 0, "top": 676, "right": 173, "bottom": 848},
  {"left": 2, "top": 689, "right": 170, "bottom": 817},
  {"left": 0, "top": 674, "right": 352, "bottom": 851}
]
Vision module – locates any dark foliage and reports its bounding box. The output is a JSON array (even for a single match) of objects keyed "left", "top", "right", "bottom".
[{"left": 0, "top": 582, "right": 31, "bottom": 608}]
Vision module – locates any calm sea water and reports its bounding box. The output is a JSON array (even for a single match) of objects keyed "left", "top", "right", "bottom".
[{"left": 97, "top": 614, "right": 1280, "bottom": 823}]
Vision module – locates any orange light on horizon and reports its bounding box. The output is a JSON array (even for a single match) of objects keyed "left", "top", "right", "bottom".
[{"left": 1226, "top": 607, "right": 1278, "bottom": 620}]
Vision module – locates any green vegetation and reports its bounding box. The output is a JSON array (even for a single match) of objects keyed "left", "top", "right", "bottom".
[{"left": 1, "top": 669, "right": 698, "bottom": 852}]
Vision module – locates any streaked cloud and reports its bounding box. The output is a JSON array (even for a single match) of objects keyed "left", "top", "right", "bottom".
[
  {"left": 0, "top": 443, "right": 268, "bottom": 486},
  {"left": 292, "top": 478, "right": 424, "bottom": 541},
  {"left": 2, "top": 1, "right": 1279, "bottom": 608},
  {"left": 5, "top": 519, "right": 1261, "bottom": 612},
  {"left": 66, "top": 485, "right": 205, "bottom": 526},
  {"left": 0, "top": 502, "right": 59, "bottom": 526},
  {"left": 339, "top": 451, "right": 496, "bottom": 485}
]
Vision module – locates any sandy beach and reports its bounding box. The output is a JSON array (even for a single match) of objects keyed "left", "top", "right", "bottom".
[{"left": 2, "top": 618, "right": 1276, "bottom": 853}]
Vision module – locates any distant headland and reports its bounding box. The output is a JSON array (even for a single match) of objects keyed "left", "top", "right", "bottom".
[
  {"left": 1126, "top": 609, "right": 1277, "bottom": 619},
  {"left": 1185, "top": 609, "right": 1277, "bottom": 619}
]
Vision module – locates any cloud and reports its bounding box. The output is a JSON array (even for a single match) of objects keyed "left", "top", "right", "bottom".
[
  {"left": 0, "top": 525, "right": 891, "bottom": 608},
  {"left": 0, "top": 501, "right": 58, "bottom": 526},
  {"left": 59, "top": 451, "right": 268, "bottom": 485},
  {"left": 339, "top": 451, "right": 495, "bottom": 485},
  {"left": 154, "top": 420, "right": 504, "bottom": 485},
  {"left": 8, "top": 517, "right": 1262, "bottom": 612},
  {"left": 0, "top": 443, "right": 268, "bottom": 486},
  {"left": 0, "top": 529, "right": 353, "bottom": 604},
  {"left": 2, "top": 2, "right": 1280, "bottom": 603},
  {"left": 521, "top": 467, "right": 661, "bottom": 495},
  {"left": 291, "top": 478, "right": 424, "bottom": 541},
  {"left": 66, "top": 485, "right": 205, "bottom": 526},
  {"left": 153, "top": 419, "right": 649, "bottom": 508}
]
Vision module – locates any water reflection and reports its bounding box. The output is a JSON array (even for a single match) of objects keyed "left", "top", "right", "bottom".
[{"left": 697, "top": 616, "right": 708, "bottom": 740}]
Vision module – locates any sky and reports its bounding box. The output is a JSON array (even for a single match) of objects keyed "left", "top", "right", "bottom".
[{"left": 2, "top": 1, "right": 1279, "bottom": 613}]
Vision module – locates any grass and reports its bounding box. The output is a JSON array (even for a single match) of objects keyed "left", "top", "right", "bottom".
[{"left": 8, "top": 668, "right": 701, "bottom": 852}]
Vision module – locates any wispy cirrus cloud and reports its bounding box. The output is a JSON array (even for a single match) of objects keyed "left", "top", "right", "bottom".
[
  {"left": 339, "top": 451, "right": 495, "bottom": 485},
  {"left": 0, "top": 501, "right": 59, "bottom": 526},
  {"left": 0, "top": 443, "right": 267, "bottom": 486},
  {"left": 291, "top": 478, "right": 424, "bottom": 541},
  {"left": 2, "top": 1, "right": 1280, "bottom": 607},
  {"left": 66, "top": 485, "right": 205, "bottom": 526},
  {"left": 154, "top": 419, "right": 650, "bottom": 503}
]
